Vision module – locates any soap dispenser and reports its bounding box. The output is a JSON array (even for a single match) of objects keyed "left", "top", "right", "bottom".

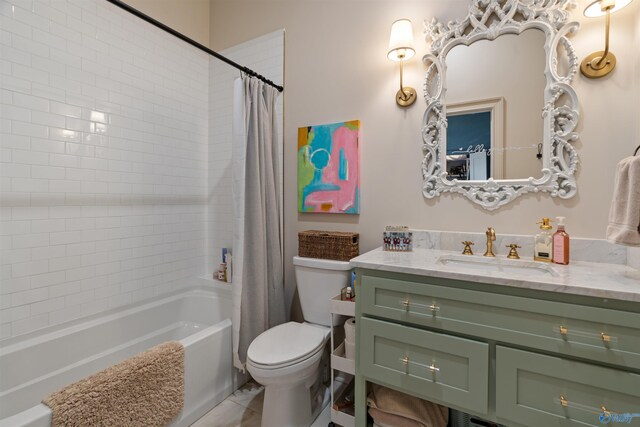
[
  {"left": 534, "top": 218, "right": 553, "bottom": 262},
  {"left": 553, "top": 216, "right": 570, "bottom": 265}
]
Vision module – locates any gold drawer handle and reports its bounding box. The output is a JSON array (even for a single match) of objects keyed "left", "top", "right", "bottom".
[
  {"left": 601, "top": 332, "right": 611, "bottom": 343},
  {"left": 559, "top": 325, "right": 568, "bottom": 336},
  {"left": 399, "top": 355, "right": 440, "bottom": 374},
  {"left": 399, "top": 299, "right": 440, "bottom": 314},
  {"left": 560, "top": 395, "right": 569, "bottom": 407}
]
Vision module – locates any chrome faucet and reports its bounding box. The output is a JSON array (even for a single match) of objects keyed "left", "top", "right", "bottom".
[{"left": 484, "top": 227, "right": 496, "bottom": 257}]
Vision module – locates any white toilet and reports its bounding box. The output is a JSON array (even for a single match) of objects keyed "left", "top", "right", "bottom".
[{"left": 246, "top": 256, "right": 352, "bottom": 427}]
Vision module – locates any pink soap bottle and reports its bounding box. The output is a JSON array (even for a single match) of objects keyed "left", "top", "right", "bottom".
[{"left": 553, "top": 216, "right": 570, "bottom": 265}]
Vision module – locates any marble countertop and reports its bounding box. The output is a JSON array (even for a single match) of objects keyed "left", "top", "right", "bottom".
[{"left": 350, "top": 248, "right": 640, "bottom": 302}]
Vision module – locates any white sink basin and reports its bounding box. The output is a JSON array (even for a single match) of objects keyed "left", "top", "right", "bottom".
[{"left": 437, "top": 254, "right": 558, "bottom": 277}]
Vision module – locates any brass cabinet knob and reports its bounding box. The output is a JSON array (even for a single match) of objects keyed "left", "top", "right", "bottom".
[
  {"left": 601, "top": 332, "right": 611, "bottom": 343},
  {"left": 560, "top": 395, "right": 569, "bottom": 407},
  {"left": 506, "top": 244, "right": 521, "bottom": 259},
  {"left": 559, "top": 325, "right": 568, "bottom": 336},
  {"left": 401, "top": 299, "right": 410, "bottom": 309}
]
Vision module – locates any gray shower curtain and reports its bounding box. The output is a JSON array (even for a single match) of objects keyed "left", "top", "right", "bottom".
[{"left": 231, "top": 75, "right": 285, "bottom": 370}]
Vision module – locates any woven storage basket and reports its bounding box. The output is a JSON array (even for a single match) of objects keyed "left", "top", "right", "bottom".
[{"left": 298, "top": 230, "right": 359, "bottom": 262}]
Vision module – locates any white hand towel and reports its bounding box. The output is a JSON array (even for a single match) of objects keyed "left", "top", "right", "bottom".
[{"left": 607, "top": 155, "right": 640, "bottom": 246}]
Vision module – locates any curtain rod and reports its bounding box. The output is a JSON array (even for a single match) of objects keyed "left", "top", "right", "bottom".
[{"left": 104, "top": 0, "right": 284, "bottom": 92}]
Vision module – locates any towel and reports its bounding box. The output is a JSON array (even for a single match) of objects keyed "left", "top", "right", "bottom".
[
  {"left": 43, "top": 341, "right": 184, "bottom": 427},
  {"left": 369, "top": 408, "right": 425, "bottom": 427},
  {"left": 367, "top": 383, "right": 448, "bottom": 427},
  {"left": 607, "top": 156, "right": 640, "bottom": 246}
]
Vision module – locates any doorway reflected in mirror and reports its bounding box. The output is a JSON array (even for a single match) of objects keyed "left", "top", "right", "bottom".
[{"left": 446, "top": 111, "right": 491, "bottom": 180}]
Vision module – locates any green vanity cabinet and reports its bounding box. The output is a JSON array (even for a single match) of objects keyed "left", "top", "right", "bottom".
[
  {"left": 354, "top": 269, "right": 640, "bottom": 427},
  {"left": 496, "top": 346, "right": 640, "bottom": 427},
  {"left": 360, "top": 317, "right": 489, "bottom": 415}
]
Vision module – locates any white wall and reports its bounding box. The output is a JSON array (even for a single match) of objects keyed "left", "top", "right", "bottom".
[
  {"left": 209, "top": 0, "right": 640, "bottom": 315},
  {"left": 0, "top": 0, "right": 209, "bottom": 339},
  {"left": 123, "top": 0, "right": 210, "bottom": 47},
  {"left": 207, "top": 30, "right": 284, "bottom": 276}
]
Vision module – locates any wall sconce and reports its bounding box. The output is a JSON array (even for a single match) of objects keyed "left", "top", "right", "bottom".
[
  {"left": 388, "top": 19, "right": 416, "bottom": 107},
  {"left": 581, "top": 0, "right": 634, "bottom": 78}
]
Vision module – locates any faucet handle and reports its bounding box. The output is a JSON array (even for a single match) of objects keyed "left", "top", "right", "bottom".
[
  {"left": 506, "top": 244, "right": 521, "bottom": 259},
  {"left": 461, "top": 241, "right": 474, "bottom": 256}
]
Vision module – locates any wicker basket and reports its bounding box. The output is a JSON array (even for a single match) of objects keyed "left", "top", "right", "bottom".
[{"left": 298, "top": 230, "right": 359, "bottom": 262}]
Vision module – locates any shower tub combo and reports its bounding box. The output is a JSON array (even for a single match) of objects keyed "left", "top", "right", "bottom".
[{"left": 0, "top": 284, "right": 234, "bottom": 427}]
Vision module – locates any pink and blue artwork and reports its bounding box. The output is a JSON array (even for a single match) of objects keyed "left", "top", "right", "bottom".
[{"left": 298, "top": 120, "right": 360, "bottom": 214}]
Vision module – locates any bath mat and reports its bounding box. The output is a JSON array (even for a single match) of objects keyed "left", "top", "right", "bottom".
[{"left": 43, "top": 341, "right": 184, "bottom": 427}]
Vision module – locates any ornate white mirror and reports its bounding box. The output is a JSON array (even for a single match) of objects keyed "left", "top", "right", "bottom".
[{"left": 422, "top": 0, "right": 580, "bottom": 210}]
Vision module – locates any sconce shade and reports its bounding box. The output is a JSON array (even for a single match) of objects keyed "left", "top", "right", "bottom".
[
  {"left": 388, "top": 19, "right": 415, "bottom": 61},
  {"left": 584, "top": 0, "right": 633, "bottom": 17}
]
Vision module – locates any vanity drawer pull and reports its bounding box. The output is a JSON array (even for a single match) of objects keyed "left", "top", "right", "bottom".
[
  {"left": 559, "top": 395, "right": 568, "bottom": 407},
  {"left": 399, "top": 355, "right": 440, "bottom": 373},
  {"left": 556, "top": 395, "right": 612, "bottom": 416},
  {"left": 555, "top": 326, "right": 616, "bottom": 345},
  {"left": 399, "top": 299, "right": 440, "bottom": 314}
]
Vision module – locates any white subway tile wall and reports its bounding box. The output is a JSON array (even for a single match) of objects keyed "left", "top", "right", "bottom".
[
  {"left": 0, "top": 0, "right": 210, "bottom": 339},
  {"left": 207, "top": 31, "right": 284, "bottom": 274}
]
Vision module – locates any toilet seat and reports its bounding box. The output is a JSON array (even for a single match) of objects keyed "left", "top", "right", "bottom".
[{"left": 247, "top": 322, "right": 328, "bottom": 370}]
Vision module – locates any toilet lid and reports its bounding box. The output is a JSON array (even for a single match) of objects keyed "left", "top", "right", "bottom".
[{"left": 247, "top": 322, "right": 327, "bottom": 368}]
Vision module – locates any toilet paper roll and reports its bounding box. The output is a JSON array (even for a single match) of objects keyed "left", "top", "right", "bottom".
[
  {"left": 344, "top": 317, "right": 356, "bottom": 343},
  {"left": 345, "top": 339, "right": 355, "bottom": 360}
]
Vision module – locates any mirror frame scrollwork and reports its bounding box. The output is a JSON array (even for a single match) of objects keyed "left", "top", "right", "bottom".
[{"left": 421, "top": 0, "right": 580, "bottom": 210}]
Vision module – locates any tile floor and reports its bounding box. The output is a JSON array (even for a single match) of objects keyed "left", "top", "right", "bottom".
[{"left": 191, "top": 381, "right": 332, "bottom": 427}]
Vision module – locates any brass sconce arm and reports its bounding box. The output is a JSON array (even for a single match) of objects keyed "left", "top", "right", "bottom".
[
  {"left": 581, "top": 0, "right": 634, "bottom": 78},
  {"left": 396, "top": 59, "right": 417, "bottom": 105},
  {"left": 388, "top": 19, "right": 417, "bottom": 107}
]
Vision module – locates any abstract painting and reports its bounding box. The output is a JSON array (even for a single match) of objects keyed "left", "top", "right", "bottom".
[{"left": 298, "top": 120, "right": 360, "bottom": 214}]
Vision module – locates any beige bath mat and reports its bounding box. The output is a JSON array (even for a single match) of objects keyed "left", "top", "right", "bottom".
[{"left": 43, "top": 341, "right": 184, "bottom": 427}]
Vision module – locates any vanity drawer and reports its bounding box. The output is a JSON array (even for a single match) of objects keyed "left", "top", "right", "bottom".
[
  {"left": 496, "top": 346, "right": 640, "bottom": 427},
  {"left": 359, "top": 317, "right": 489, "bottom": 415},
  {"left": 360, "top": 273, "right": 640, "bottom": 370}
]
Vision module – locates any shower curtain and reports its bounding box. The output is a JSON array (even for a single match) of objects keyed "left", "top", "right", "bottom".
[{"left": 231, "top": 75, "right": 285, "bottom": 371}]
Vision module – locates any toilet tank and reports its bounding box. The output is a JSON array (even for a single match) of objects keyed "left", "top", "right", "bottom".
[{"left": 293, "top": 256, "right": 352, "bottom": 327}]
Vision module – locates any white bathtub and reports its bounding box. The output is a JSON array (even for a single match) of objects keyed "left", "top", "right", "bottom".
[{"left": 0, "top": 285, "right": 235, "bottom": 427}]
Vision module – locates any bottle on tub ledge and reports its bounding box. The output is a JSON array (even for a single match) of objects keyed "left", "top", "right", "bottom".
[{"left": 215, "top": 248, "right": 232, "bottom": 282}]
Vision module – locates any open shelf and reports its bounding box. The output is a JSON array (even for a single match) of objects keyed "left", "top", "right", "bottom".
[
  {"left": 331, "top": 377, "right": 355, "bottom": 427},
  {"left": 330, "top": 293, "right": 356, "bottom": 426},
  {"left": 331, "top": 408, "right": 355, "bottom": 427},
  {"left": 330, "top": 295, "right": 355, "bottom": 316},
  {"left": 331, "top": 341, "right": 355, "bottom": 375}
]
